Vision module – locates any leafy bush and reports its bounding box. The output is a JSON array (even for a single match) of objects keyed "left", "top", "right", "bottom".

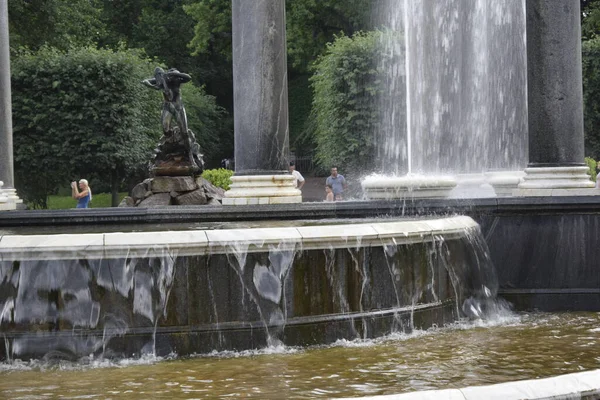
[
  {"left": 583, "top": 38, "right": 600, "bottom": 159},
  {"left": 12, "top": 46, "right": 158, "bottom": 208},
  {"left": 201, "top": 168, "right": 233, "bottom": 190},
  {"left": 308, "top": 31, "right": 386, "bottom": 175},
  {"left": 585, "top": 156, "right": 598, "bottom": 182}
]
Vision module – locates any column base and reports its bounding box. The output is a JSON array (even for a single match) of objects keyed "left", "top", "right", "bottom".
[
  {"left": 448, "top": 173, "right": 496, "bottom": 198},
  {"left": 484, "top": 170, "right": 526, "bottom": 197},
  {"left": 361, "top": 175, "right": 457, "bottom": 199},
  {"left": 223, "top": 175, "right": 302, "bottom": 205},
  {"left": 514, "top": 166, "right": 596, "bottom": 196},
  {"left": 0, "top": 183, "right": 23, "bottom": 211}
]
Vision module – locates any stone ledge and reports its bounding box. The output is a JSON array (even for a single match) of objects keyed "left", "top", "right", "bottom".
[
  {"left": 0, "top": 215, "right": 477, "bottom": 260},
  {"left": 0, "top": 202, "right": 16, "bottom": 211},
  {"left": 513, "top": 188, "right": 599, "bottom": 197},
  {"left": 222, "top": 195, "right": 302, "bottom": 205},
  {"left": 339, "top": 369, "right": 600, "bottom": 400}
]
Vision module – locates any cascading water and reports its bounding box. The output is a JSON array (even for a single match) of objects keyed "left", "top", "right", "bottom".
[
  {"left": 0, "top": 249, "right": 178, "bottom": 360},
  {"left": 0, "top": 217, "right": 505, "bottom": 361},
  {"left": 369, "top": 0, "right": 528, "bottom": 196}
]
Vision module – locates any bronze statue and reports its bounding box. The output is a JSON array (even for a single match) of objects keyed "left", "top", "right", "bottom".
[{"left": 143, "top": 67, "right": 203, "bottom": 175}]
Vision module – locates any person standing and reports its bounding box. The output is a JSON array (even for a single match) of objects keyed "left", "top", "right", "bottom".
[
  {"left": 71, "top": 179, "right": 92, "bottom": 208},
  {"left": 289, "top": 161, "right": 305, "bottom": 189},
  {"left": 325, "top": 167, "right": 347, "bottom": 201}
]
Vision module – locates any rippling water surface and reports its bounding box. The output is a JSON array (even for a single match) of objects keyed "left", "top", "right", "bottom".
[{"left": 2, "top": 312, "right": 600, "bottom": 399}]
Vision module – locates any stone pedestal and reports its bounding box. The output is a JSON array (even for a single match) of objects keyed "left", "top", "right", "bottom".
[
  {"left": 449, "top": 174, "right": 496, "bottom": 199},
  {"left": 222, "top": 175, "right": 301, "bottom": 205},
  {"left": 361, "top": 175, "right": 457, "bottom": 200},
  {"left": 225, "top": 0, "right": 300, "bottom": 205},
  {"left": 485, "top": 171, "right": 526, "bottom": 197},
  {"left": 514, "top": 166, "right": 596, "bottom": 196},
  {"left": 518, "top": 0, "right": 595, "bottom": 196},
  {"left": 0, "top": 181, "right": 21, "bottom": 210}
]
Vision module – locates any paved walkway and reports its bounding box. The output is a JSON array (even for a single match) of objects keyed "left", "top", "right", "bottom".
[{"left": 300, "top": 176, "right": 327, "bottom": 202}]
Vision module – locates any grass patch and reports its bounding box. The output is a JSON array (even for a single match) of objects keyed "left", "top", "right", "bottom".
[{"left": 45, "top": 192, "right": 128, "bottom": 209}]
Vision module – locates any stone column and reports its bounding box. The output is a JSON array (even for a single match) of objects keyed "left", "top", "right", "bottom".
[
  {"left": 223, "top": 0, "right": 301, "bottom": 205},
  {"left": 0, "top": 0, "right": 22, "bottom": 210},
  {"left": 516, "top": 0, "right": 595, "bottom": 195}
]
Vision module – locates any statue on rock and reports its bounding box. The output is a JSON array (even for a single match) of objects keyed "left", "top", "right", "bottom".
[{"left": 143, "top": 67, "right": 204, "bottom": 176}]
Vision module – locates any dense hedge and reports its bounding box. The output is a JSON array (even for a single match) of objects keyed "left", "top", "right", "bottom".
[
  {"left": 583, "top": 38, "right": 600, "bottom": 160},
  {"left": 11, "top": 47, "right": 157, "bottom": 207},
  {"left": 201, "top": 168, "right": 233, "bottom": 190},
  {"left": 585, "top": 156, "right": 598, "bottom": 182},
  {"left": 308, "top": 31, "right": 384, "bottom": 175}
]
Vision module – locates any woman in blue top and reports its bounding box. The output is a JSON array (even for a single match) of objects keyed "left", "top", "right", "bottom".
[{"left": 71, "top": 179, "right": 92, "bottom": 208}]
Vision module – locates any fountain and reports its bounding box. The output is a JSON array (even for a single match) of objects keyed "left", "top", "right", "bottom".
[
  {"left": 0, "top": 216, "right": 498, "bottom": 360},
  {"left": 364, "top": 0, "right": 529, "bottom": 199},
  {"left": 2, "top": 0, "right": 600, "bottom": 398}
]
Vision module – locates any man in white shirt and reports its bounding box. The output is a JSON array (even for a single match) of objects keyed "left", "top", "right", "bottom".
[{"left": 289, "top": 161, "right": 305, "bottom": 189}]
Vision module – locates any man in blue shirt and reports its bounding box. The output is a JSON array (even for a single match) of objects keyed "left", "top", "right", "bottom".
[{"left": 325, "top": 167, "right": 347, "bottom": 201}]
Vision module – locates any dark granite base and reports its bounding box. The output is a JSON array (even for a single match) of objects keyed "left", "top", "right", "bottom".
[
  {"left": 0, "top": 237, "right": 472, "bottom": 360},
  {"left": 0, "top": 301, "right": 457, "bottom": 360}
]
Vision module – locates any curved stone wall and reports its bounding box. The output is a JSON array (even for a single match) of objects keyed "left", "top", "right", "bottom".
[{"left": 0, "top": 216, "right": 495, "bottom": 360}]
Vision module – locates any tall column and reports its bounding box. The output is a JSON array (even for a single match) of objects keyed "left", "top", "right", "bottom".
[
  {"left": 0, "top": 0, "right": 21, "bottom": 210},
  {"left": 516, "top": 0, "right": 595, "bottom": 195},
  {"left": 223, "top": 0, "right": 301, "bottom": 205}
]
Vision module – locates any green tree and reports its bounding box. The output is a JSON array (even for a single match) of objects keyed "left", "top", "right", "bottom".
[
  {"left": 8, "top": 0, "right": 107, "bottom": 51},
  {"left": 582, "top": 0, "right": 600, "bottom": 39},
  {"left": 132, "top": 0, "right": 235, "bottom": 113},
  {"left": 184, "top": 0, "right": 371, "bottom": 73},
  {"left": 11, "top": 47, "right": 160, "bottom": 208},
  {"left": 180, "top": 85, "right": 230, "bottom": 167},
  {"left": 183, "top": 0, "right": 232, "bottom": 59},
  {"left": 286, "top": 0, "right": 371, "bottom": 72},
  {"left": 97, "top": 0, "right": 144, "bottom": 48},
  {"left": 308, "top": 31, "right": 384, "bottom": 176},
  {"left": 583, "top": 38, "right": 600, "bottom": 159}
]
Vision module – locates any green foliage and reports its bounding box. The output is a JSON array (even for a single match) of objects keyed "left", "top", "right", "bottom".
[
  {"left": 201, "top": 168, "right": 233, "bottom": 190},
  {"left": 182, "top": 85, "right": 230, "bottom": 167},
  {"left": 131, "top": 2, "right": 198, "bottom": 74},
  {"left": 582, "top": 0, "right": 600, "bottom": 40},
  {"left": 286, "top": 0, "right": 372, "bottom": 72},
  {"left": 585, "top": 157, "right": 598, "bottom": 182},
  {"left": 582, "top": 38, "right": 600, "bottom": 159},
  {"left": 184, "top": 0, "right": 232, "bottom": 58},
  {"left": 96, "top": 0, "right": 144, "bottom": 48},
  {"left": 11, "top": 47, "right": 159, "bottom": 208},
  {"left": 184, "top": 0, "right": 371, "bottom": 74},
  {"left": 8, "top": 0, "right": 107, "bottom": 51},
  {"left": 308, "top": 31, "right": 385, "bottom": 175}
]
